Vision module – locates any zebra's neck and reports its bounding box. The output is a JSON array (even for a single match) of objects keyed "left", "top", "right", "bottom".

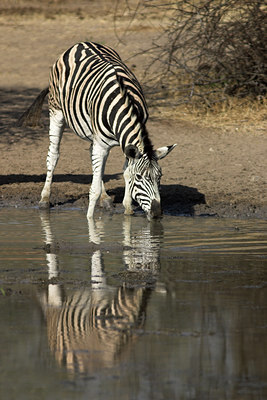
[
  {"left": 114, "top": 103, "right": 153, "bottom": 158},
  {"left": 121, "top": 125, "right": 154, "bottom": 159}
]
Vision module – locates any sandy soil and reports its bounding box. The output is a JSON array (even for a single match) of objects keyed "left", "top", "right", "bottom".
[{"left": 0, "top": 2, "right": 266, "bottom": 219}]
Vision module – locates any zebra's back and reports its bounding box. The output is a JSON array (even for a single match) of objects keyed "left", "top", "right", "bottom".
[{"left": 48, "top": 42, "right": 148, "bottom": 144}]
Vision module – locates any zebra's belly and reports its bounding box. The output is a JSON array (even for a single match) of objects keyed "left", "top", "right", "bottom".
[
  {"left": 67, "top": 115, "right": 94, "bottom": 142},
  {"left": 67, "top": 117, "right": 119, "bottom": 148}
]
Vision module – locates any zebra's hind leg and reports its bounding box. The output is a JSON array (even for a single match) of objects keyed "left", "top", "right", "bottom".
[
  {"left": 39, "top": 109, "right": 65, "bottom": 209},
  {"left": 87, "top": 142, "right": 110, "bottom": 219},
  {"left": 100, "top": 181, "right": 113, "bottom": 210}
]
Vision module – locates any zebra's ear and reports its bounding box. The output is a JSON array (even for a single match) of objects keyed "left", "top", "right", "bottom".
[
  {"left": 154, "top": 144, "right": 177, "bottom": 160},
  {"left": 125, "top": 144, "right": 141, "bottom": 160}
]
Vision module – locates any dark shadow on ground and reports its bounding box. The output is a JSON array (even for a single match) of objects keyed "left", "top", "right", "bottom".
[
  {"left": 0, "top": 173, "right": 121, "bottom": 186},
  {"left": 109, "top": 184, "right": 206, "bottom": 216},
  {"left": 51, "top": 183, "right": 206, "bottom": 216},
  {"left": 0, "top": 88, "right": 49, "bottom": 143},
  {"left": 161, "top": 184, "right": 206, "bottom": 216}
]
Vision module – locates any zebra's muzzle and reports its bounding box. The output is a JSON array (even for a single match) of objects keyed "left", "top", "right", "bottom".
[{"left": 149, "top": 199, "right": 162, "bottom": 219}]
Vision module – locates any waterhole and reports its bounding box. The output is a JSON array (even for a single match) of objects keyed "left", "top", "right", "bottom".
[{"left": 0, "top": 209, "right": 266, "bottom": 400}]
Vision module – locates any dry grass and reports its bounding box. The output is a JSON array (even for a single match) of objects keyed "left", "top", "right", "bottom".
[
  {"left": 0, "top": 0, "right": 112, "bottom": 19},
  {"left": 149, "top": 96, "right": 267, "bottom": 135}
]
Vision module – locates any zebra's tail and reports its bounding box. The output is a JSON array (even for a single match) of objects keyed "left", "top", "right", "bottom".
[{"left": 17, "top": 87, "right": 49, "bottom": 127}]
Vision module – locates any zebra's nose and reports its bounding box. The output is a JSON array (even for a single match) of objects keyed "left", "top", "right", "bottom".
[{"left": 150, "top": 199, "right": 162, "bottom": 218}]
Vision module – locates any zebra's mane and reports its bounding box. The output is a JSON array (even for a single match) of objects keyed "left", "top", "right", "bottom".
[
  {"left": 117, "top": 74, "right": 154, "bottom": 160},
  {"left": 140, "top": 125, "right": 154, "bottom": 160}
]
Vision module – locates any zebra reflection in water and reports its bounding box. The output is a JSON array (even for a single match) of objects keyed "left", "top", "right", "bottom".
[{"left": 38, "top": 212, "right": 163, "bottom": 375}]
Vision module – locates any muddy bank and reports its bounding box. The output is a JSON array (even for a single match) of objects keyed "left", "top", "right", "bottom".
[
  {"left": 0, "top": 188, "right": 266, "bottom": 219},
  {"left": 0, "top": 95, "right": 266, "bottom": 219}
]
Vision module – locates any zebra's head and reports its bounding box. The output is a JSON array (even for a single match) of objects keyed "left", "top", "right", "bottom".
[{"left": 124, "top": 144, "right": 177, "bottom": 219}]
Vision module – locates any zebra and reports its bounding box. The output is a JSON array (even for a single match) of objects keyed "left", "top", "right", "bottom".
[{"left": 19, "top": 42, "right": 176, "bottom": 219}]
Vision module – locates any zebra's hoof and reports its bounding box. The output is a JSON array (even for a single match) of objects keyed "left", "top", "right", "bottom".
[
  {"left": 101, "top": 197, "right": 114, "bottom": 211},
  {"left": 39, "top": 201, "right": 50, "bottom": 210},
  {"left": 124, "top": 209, "right": 134, "bottom": 215}
]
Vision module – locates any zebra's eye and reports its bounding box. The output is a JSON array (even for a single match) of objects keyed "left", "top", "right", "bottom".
[{"left": 136, "top": 174, "right": 142, "bottom": 180}]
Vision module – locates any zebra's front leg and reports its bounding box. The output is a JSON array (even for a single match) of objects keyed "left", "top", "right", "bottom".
[
  {"left": 39, "top": 109, "right": 65, "bottom": 209},
  {"left": 123, "top": 168, "right": 134, "bottom": 215},
  {"left": 89, "top": 143, "right": 113, "bottom": 212},
  {"left": 87, "top": 142, "right": 110, "bottom": 219}
]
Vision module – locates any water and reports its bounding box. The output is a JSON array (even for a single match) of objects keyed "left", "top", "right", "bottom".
[{"left": 0, "top": 209, "right": 266, "bottom": 400}]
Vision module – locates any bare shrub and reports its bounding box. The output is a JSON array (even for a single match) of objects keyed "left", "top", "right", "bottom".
[{"left": 116, "top": 0, "right": 266, "bottom": 106}]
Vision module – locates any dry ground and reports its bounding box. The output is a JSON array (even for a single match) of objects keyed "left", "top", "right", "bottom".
[{"left": 0, "top": 1, "right": 266, "bottom": 218}]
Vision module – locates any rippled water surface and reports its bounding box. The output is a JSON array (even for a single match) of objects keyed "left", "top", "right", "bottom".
[{"left": 0, "top": 209, "right": 266, "bottom": 400}]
